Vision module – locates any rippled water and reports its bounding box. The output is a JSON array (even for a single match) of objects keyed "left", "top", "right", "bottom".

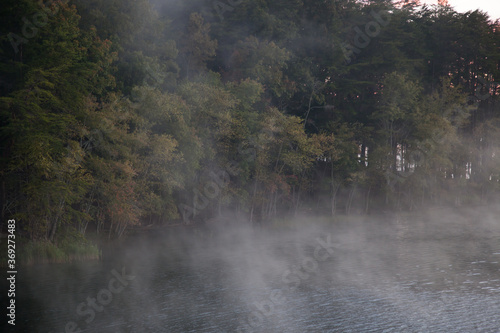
[{"left": 5, "top": 210, "right": 500, "bottom": 332}]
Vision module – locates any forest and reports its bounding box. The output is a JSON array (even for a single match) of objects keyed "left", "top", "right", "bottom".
[{"left": 1, "top": 0, "right": 499, "bottom": 247}]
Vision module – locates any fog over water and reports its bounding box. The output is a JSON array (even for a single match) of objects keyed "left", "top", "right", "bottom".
[
  {"left": 5, "top": 206, "right": 500, "bottom": 332},
  {"left": 2, "top": 1, "right": 500, "bottom": 333}
]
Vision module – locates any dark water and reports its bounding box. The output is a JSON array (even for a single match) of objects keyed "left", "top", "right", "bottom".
[{"left": 4, "top": 211, "right": 500, "bottom": 332}]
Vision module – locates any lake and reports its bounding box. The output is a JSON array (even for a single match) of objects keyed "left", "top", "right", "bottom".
[{"left": 5, "top": 208, "right": 500, "bottom": 332}]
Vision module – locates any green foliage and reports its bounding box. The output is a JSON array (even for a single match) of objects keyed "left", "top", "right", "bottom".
[
  {"left": 179, "top": 13, "right": 217, "bottom": 78},
  {"left": 2, "top": 0, "right": 500, "bottom": 249}
]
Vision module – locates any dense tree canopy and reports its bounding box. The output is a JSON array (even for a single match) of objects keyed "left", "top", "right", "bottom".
[{"left": 1, "top": 0, "right": 499, "bottom": 240}]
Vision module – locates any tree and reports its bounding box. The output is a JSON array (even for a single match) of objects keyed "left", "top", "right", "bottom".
[
  {"left": 179, "top": 13, "right": 217, "bottom": 78},
  {"left": 0, "top": 0, "right": 116, "bottom": 239}
]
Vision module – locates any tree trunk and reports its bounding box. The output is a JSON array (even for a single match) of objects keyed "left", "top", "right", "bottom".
[
  {"left": 346, "top": 185, "right": 356, "bottom": 215},
  {"left": 294, "top": 187, "right": 301, "bottom": 216},
  {"left": 48, "top": 198, "right": 65, "bottom": 242},
  {"left": 331, "top": 182, "right": 340, "bottom": 216},
  {"left": 250, "top": 181, "right": 258, "bottom": 223},
  {"left": 364, "top": 186, "right": 371, "bottom": 214}
]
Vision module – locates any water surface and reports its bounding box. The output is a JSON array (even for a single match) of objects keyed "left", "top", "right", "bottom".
[{"left": 6, "top": 210, "right": 500, "bottom": 332}]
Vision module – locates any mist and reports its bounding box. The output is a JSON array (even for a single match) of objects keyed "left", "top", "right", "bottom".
[
  {"left": 4, "top": 205, "right": 499, "bottom": 332},
  {"left": 2, "top": 0, "right": 500, "bottom": 332}
]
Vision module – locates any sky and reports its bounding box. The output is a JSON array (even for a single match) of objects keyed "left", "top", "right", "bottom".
[{"left": 422, "top": 0, "right": 500, "bottom": 20}]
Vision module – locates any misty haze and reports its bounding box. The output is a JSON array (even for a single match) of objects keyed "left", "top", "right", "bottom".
[{"left": 1, "top": 0, "right": 500, "bottom": 333}]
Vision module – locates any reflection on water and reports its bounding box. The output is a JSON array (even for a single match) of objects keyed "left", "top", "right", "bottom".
[{"left": 5, "top": 210, "right": 500, "bottom": 332}]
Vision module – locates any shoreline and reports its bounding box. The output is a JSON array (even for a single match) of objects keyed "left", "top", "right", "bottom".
[{"left": 3, "top": 205, "right": 497, "bottom": 266}]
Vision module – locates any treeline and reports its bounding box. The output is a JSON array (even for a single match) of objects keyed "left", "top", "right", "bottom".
[{"left": 1, "top": 0, "right": 499, "bottom": 240}]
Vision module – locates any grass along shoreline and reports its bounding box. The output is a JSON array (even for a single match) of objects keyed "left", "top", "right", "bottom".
[{"left": 0, "top": 232, "right": 100, "bottom": 267}]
